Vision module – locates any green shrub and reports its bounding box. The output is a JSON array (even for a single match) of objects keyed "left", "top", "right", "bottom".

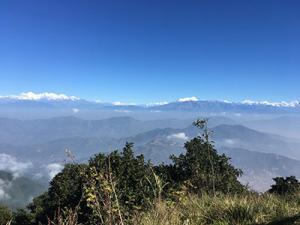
[{"left": 269, "top": 176, "right": 300, "bottom": 196}]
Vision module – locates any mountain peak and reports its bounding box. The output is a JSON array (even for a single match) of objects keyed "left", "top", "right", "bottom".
[
  {"left": 241, "top": 99, "right": 299, "bottom": 108},
  {"left": 0, "top": 92, "right": 80, "bottom": 101},
  {"left": 177, "top": 96, "right": 199, "bottom": 102}
]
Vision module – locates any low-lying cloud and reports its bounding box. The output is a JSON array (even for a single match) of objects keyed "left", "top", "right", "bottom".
[
  {"left": 0, "top": 153, "right": 32, "bottom": 177},
  {"left": 167, "top": 133, "right": 189, "bottom": 141},
  {"left": 224, "top": 139, "right": 236, "bottom": 145},
  {"left": 72, "top": 108, "right": 80, "bottom": 113}
]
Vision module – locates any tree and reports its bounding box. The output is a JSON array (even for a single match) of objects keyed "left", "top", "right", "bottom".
[
  {"left": 268, "top": 176, "right": 300, "bottom": 195},
  {"left": 12, "top": 209, "right": 34, "bottom": 225},
  {"left": 158, "top": 119, "right": 244, "bottom": 195},
  {"left": 28, "top": 164, "right": 89, "bottom": 224}
]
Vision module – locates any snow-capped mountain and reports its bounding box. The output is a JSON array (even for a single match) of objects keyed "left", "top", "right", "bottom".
[
  {"left": 0, "top": 92, "right": 80, "bottom": 102},
  {"left": 0, "top": 92, "right": 299, "bottom": 115},
  {"left": 149, "top": 98, "right": 300, "bottom": 114}
]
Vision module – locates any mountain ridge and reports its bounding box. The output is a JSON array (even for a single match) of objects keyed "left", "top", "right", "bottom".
[{"left": 1, "top": 92, "right": 300, "bottom": 115}]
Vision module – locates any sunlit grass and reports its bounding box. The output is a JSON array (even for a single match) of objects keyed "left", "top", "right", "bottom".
[{"left": 134, "top": 192, "right": 300, "bottom": 225}]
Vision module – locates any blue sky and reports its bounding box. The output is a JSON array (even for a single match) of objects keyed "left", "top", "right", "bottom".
[{"left": 0, "top": 0, "right": 299, "bottom": 103}]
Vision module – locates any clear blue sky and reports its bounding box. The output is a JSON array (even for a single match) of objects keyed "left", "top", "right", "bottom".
[{"left": 0, "top": 0, "right": 299, "bottom": 103}]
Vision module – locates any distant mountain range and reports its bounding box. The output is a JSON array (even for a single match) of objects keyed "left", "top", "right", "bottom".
[
  {"left": 1, "top": 92, "right": 300, "bottom": 116},
  {"left": 1, "top": 115, "right": 300, "bottom": 193},
  {"left": 1, "top": 94, "right": 300, "bottom": 204}
]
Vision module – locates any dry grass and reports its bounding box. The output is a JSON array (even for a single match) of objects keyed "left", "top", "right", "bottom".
[
  {"left": 134, "top": 193, "right": 300, "bottom": 225},
  {"left": 47, "top": 208, "right": 79, "bottom": 225},
  {"left": 46, "top": 192, "right": 300, "bottom": 225}
]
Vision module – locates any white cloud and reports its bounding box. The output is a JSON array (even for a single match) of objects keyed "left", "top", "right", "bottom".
[
  {"left": 0, "top": 154, "right": 32, "bottom": 177},
  {"left": 0, "top": 154, "right": 32, "bottom": 200},
  {"left": 167, "top": 133, "right": 189, "bottom": 141},
  {"left": 114, "top": 109, "right": 132, "bottom": 113},
  {"left": 93, "top": 100, "right": 103, "bottom": 103},
  {"left": 72, "top": 108, "right": 80, "bottom": 113},
  {"left": 0, "top": 92, "right": 80, "bottom": 101},
  {"left": 242, "top": 99, "right": 299, "bottom": 108},
  {"left": 146, "top": 102, "right": 169, "bottom": 107},
  {"left": 177, "top": 96, "right": 199, "bottom": 102},
  {"left": 46, "top": 163, "right": 64, "bottom": 179},
  {"left": 112, "top": 101, "right": 136, "bottom": 106},
  {"left": 224, "top": 139, "right": 235, "bottom": 145}
]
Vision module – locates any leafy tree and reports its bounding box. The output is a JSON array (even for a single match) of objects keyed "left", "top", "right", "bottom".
[
  {"left": 268, "top": 176, "right": 300, "bottom": 195},
  {"left": 157, "top": 119, "right": 244, "bottom": 195}
]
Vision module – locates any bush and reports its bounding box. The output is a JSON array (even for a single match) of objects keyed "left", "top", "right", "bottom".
[{"left": 269, "top": 176, "right": 300, "bottom": 196}]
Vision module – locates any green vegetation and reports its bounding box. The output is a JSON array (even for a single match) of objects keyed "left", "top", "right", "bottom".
[
  {"left": 2, "top": 119, "right": 300, "bottom": 225},
  {"left": 269, "top": 176, "right": 300, "bottom": 196}
]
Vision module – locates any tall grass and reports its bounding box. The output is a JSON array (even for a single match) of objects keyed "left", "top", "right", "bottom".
[
  {"left": 47, "top": 208, "right": 78, "bottom": 225},
  {"left": 134, "top": 192, "right": 300, "bottom": 225}
]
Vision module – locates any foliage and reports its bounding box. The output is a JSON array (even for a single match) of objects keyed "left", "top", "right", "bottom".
[
  {"left": 83, "top": 142, "right": 157, "bottom": 224},
  {"left": 27, "top": 164, "right": 88, "bottom": 224},
  {"left": 11, "top": 209, "right": 34, "bottom": 225},
  {"left": 269, "top": 176, "right": 300, "bottom": 196}
]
